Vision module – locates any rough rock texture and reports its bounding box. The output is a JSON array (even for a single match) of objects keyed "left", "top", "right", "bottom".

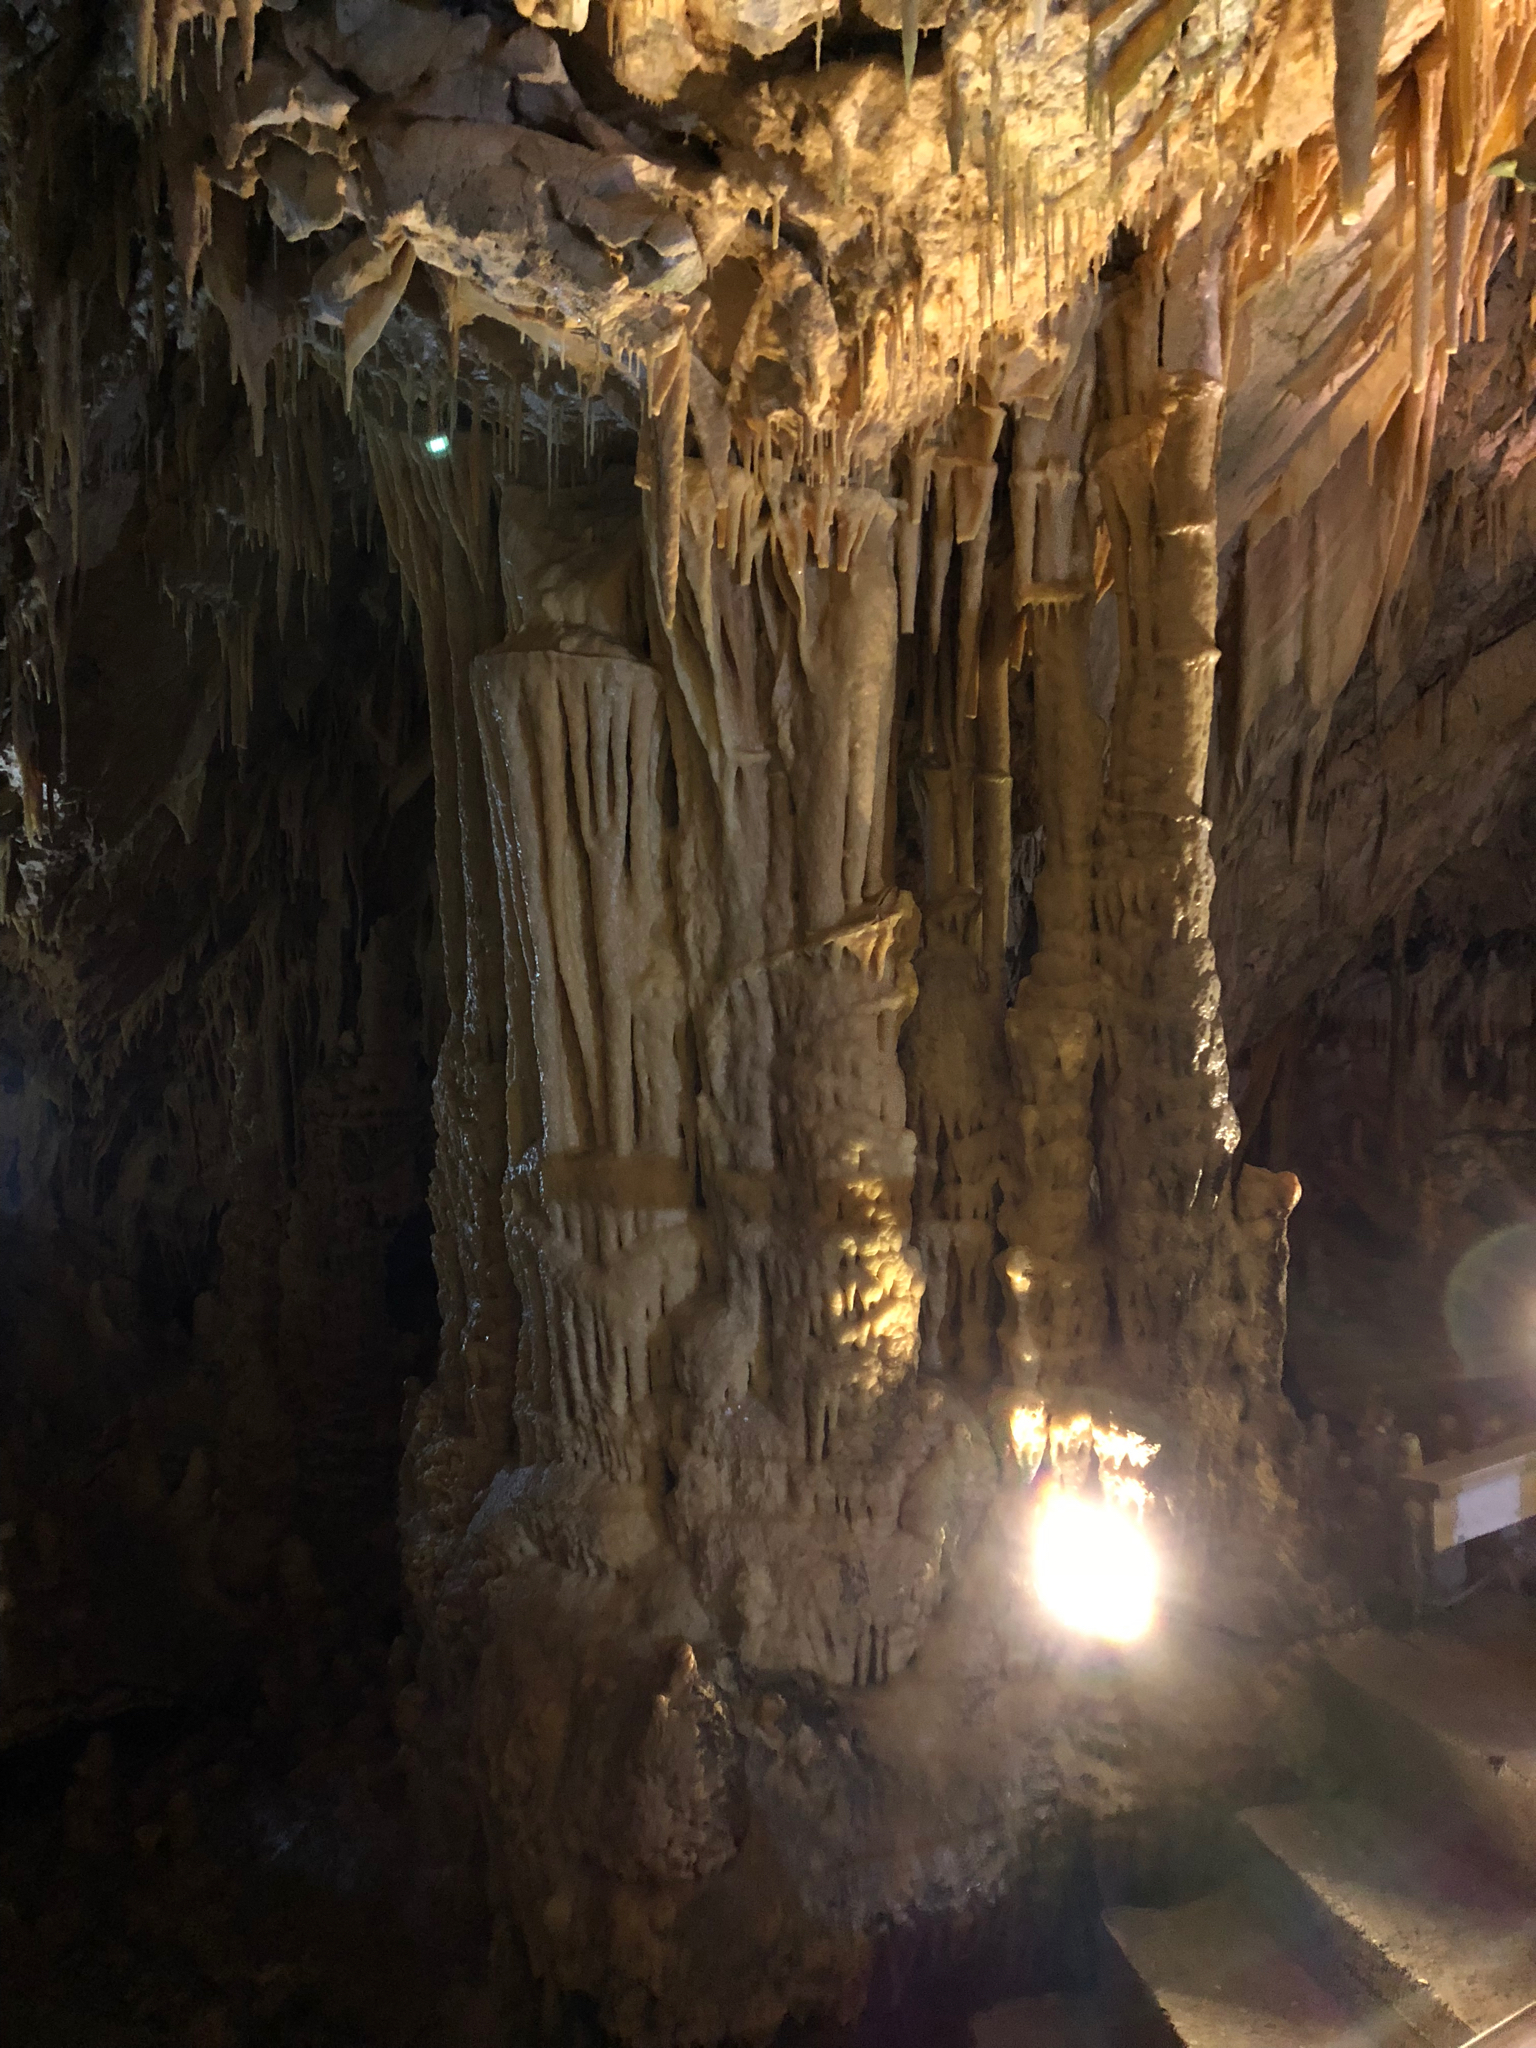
[{"left": 11, "top": 0, "right": 1536, "bottom": 2039}]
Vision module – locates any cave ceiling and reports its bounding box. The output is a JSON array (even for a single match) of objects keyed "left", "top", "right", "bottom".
[{"left": 5, "top": 0, "right": 1536, "bottom": 1056}]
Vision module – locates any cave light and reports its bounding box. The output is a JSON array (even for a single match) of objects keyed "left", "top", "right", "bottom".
[
  {"left": 1010, "top": 1400, "right": 1049, "bottom": 1477},
  {"left": 424, "top": 433, "right": 451, "bottom": 457},
  {"left": 1031, "top": 1482, "right": 1159, "bottom": 1644},
  {"left": 1013, "top": 1402, "right": 1161, "bottom": 1644}
]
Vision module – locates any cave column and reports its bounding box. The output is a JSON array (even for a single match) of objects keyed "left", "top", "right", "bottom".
[
  {"left": 1000, "top": 338, "right": 1107, "bottom": 1400},
  {"left": 375, "top": 451, "right": 704, "bottom": 1508},
  {"left": 624, "top": 464, "right": 993, "bottom": 1693},
  {"left": 1097, "top": 228, "right": 1253, "bottom": 1359},
  {"left": 364, "top": 430, "right": 522, "bottom": 1914},
  {"left": 1090, "top": 228, "right": 1240, "bottom": 1377},
  {"left": 471, "top": 634, "right": 699, "bottom": 1486},
  {"left": 901, "top": 403, "right": 1013, "bottom": 1386},
  {"left": 652, "top": 467, "right": 923, "bottom": 1467},
  {"left": 1081, "top": 225, "right": 1320, "bottom": 1615}
]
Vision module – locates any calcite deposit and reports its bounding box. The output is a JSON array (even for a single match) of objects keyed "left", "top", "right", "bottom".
[{"left": 10, "top": 0, "right": 1536, "bottom": 2037}]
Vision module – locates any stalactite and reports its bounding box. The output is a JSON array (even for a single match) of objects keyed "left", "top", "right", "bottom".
[
  {"left": 952, "top": 405, "right": 1003, "bottom": 718},
  {"left": 648, "top": 330, "right": 689, "bottom": 627},
  {"left": 976, "top": 617, "right": 1011, "bottom": 995},
  {"left": 1414, "top": 39, "right": 1448, "bottom": 394},
  {"left": 1446, "top": 0, "right": 1487, "bottom": 179},
  {"left": 1467, "top": 189, "right": 1507, "bottom": 339},
  {"left": 1332, "top": 0, "right": 1390, "bottom": 225},
  {"left": 342, "top": 244, "right": 416, "bottom": 413},
  {"left": 136, "top": 0, "right": 155, "bottom": 98},
  {"left": 234, "top": 0, "right": 258, "bottom": 84},
  {"left": 1446, "top": 170, "right": 1473, "bottom": 357},
  {"left": 1099, "top": 0, "right": 1186, "bottom": 121},
  {"left": 926, "top": 459, "right": 956, "bottom": 658}
]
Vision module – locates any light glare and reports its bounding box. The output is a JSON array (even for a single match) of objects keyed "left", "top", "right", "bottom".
[
  {"left": 424, "top": 433, "right": 451, "bottom": 456},
  {"left": 1032, "top": 1485, "right": 1157, "bottom": 1644}
]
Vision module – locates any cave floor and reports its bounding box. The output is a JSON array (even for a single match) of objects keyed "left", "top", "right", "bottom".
[
  {"left": 15, "top": 1587, "right": 1536, "bottom": 2048},
  {"left": 0, "top": 1673, "right": 459, "bottom": 2048},
  {"left": 0, "top": 1674, "right": 1115, "bottom": 2048},
  {"left": 0, "top": 1596, "right": 1337, "bottom": 2048}
]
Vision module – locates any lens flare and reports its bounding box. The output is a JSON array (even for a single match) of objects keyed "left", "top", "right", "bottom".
[
  {"left": 1032, "top": 1484, "right": 1158, "bottom": 1644},
  {"left": 1445, "top": 1221, "right": 1536, "bottom": 1379}
]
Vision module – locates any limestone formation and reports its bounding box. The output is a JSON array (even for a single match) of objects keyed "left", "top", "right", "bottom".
[{"left": 12, "top": 0, "right": 1536, "bottom": 2039}]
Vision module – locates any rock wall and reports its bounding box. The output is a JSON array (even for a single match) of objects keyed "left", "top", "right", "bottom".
[
  {"left": 1257, "top": 790, "right": 1536, "bottom": 1446},
  {"left": 0, "top": 208, "right": 440, "bottom": 1738}
]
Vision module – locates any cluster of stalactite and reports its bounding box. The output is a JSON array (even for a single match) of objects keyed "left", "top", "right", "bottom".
[
  {"left": 76, "top": 0, "right": 1536, "bottom": 941},
  {"left": 14, "top": 0, "right": 1536, "bottom": 896}
]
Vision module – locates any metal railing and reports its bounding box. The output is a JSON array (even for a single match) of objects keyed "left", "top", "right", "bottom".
[{"left": 1465, "top": 2005, "right": 1536, "bottom": 2048}]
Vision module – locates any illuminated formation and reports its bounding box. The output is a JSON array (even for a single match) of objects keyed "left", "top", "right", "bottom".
[
  {"left": 7, "top": 0, "right": 1536, "bottom": 2039},
  {"left": 1012, "top": 1402, "right": 1161, "bottom": 1642}
]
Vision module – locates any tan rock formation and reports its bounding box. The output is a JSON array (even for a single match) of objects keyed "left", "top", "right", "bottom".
[{"left": 13, "top": 0, "right": 1536, "bottom": 2037}]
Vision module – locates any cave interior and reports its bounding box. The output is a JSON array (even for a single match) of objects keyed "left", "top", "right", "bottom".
[{"left": 10, "top": 0, "right": 1536, "bottom": 2042}]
